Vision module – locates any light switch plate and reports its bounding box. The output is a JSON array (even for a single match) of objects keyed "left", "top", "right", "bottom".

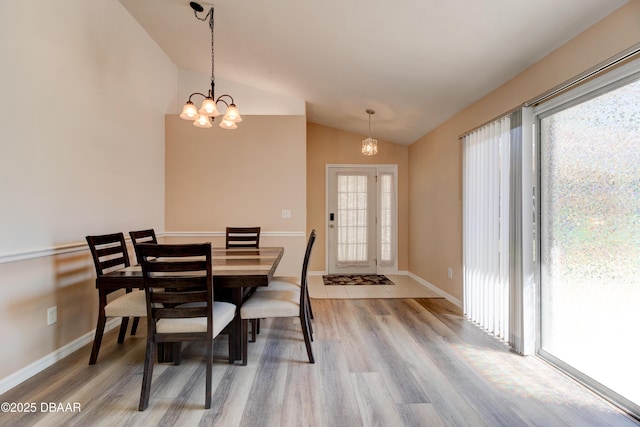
[{"left": 47, "top": 306, "right": 57, "bottom": 325}]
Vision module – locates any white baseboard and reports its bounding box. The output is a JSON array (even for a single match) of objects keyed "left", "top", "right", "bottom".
[
  {"left": 0, "top": 319, "right": 120, "bottom": 396},
  {"left": 407, "top": 272, "right": 463, "bottom": 308}
]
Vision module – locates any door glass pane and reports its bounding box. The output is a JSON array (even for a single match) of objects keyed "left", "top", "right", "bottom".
[
  {"left": 540, "top": 78, "right": 640, "bottom": 407},
  {"left": 380, "top": 174, "right": 392, "bottom": 262},
  {"left": 337, "top": 175, "right": 368, "bottom": 262}
]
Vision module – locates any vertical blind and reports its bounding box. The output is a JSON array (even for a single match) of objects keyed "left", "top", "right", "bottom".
[{"left": 462, "top": 116, "right": 511, "bottom": 341}]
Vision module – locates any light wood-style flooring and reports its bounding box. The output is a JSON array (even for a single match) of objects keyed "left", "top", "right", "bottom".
[{"left": 1, "top": 298, "right": 637, "bottom": 427}]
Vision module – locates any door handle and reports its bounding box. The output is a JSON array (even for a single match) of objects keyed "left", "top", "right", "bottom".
[{"left": 329, "top": 224, "right": 334, "bottom": 228}]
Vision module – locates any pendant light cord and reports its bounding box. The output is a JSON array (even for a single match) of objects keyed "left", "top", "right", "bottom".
[{"left": 366, "top": 109, "right": 375, "bottom": 137}]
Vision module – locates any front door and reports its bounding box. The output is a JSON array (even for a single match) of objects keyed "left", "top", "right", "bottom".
[{"left": 327, "top": 166, "right": 378, "bottom": 274}]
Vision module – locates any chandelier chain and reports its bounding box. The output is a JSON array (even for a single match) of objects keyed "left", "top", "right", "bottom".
[{"left": 209, "top": 7, "right": 215, "bottom": 89}]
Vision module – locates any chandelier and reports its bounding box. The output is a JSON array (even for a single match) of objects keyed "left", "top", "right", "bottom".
[
  {"left": 179, "top": 2, "right": 242, "bottom": 129},
  {"left": 362, "top": 109, "right": 378, "bottom": 155}
]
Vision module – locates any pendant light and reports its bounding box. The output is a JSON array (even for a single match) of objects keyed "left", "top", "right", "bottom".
[{"left": 362, "top": 109, "right": 378, "bottom": 156}]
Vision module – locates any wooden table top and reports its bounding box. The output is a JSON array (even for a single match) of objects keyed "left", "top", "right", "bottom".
[{"left": 96, "top": 247, "right": 284, "bottom": 289}]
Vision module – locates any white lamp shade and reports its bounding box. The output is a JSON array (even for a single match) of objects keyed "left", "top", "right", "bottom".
[
  {"left": 199, "top": 98, "right": 220, "bottom": 117},
  {"left": 362, "top": 137, "right": 378, "bottom": 155},
  {"left": 180, "top": 102, "right": 199, "bottom": 120},
  {"left": 193, "top": 114, "right": 212, "bottom": 128},
  {"left": 219, "top": 118, "right": 238, "bottom": 129},
  {"left": 223, "top": 104, "right": 242, "bottom": 123}
]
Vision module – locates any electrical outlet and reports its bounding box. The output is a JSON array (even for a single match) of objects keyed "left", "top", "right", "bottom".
[
  {"left": 281, "top": 209, "right": 291, "bottom": 219},
  {"left": 447, "top": 268, "right": 453, "bottom": 280},
  {"left": 47, "top": 306, "right": 57, "bottom": 325}
]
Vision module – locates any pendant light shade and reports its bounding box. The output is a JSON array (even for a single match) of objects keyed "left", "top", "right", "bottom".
[
  {"left": 198, "top": 97, "right": 220, "bottom": 117},
  {"left": 193, "top": 114, "right": 213, "bottom": 128},
  {"left": 219, "top": 119, "right": 238, "bottom": 129},
  {"left": 222, "top": 104, "right": 242, "bottom": 123},
  {"left": 180, "top": 101, "right": 199, "bottom": 120}
]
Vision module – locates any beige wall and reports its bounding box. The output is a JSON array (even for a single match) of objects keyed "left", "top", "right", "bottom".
[
  {"left": 307, "top": 122, "right": 409, "bottom": 272},
  {"left": 165, "top": 114, "right": 307, "bottom": 275},
  {"left": 408, "top": 1, "right": 640, "bottom": 301},
  {"left": 0, "top": 0, "right": 175, "bottom": 389}
]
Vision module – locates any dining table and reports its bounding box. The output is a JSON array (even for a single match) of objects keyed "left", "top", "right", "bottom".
[{"left": 95, "top": 246, "right": 284, "bottom": 363}]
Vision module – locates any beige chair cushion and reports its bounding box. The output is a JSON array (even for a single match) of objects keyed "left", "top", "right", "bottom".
[
  {"left": 271, "top": 276, "right": 300, "bottom": 286},
  {"left": 257, "top": 276, "right": 301, "bottom": 292},
  {"left": 155, "top": 301, "right": 236, "bottom": 337},
  {"left": 241, "top": 290, "right": 300, "bottom": 319},
  {"left": 104, "top": 290, "right": 147, "bottom": 318}
]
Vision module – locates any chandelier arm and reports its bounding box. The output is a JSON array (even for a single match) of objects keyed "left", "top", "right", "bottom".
[
  {"left": 216, "top": 94, "right": 235, "bottom": 104},
  {"left": 187, "top": 92, "right": 210, "bottom": 102},
  {"left": 215, "top": 98, "right": 229, "bottom": 108}
]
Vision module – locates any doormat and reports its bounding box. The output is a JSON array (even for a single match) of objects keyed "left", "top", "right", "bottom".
[{"left": 322, "top": 274, "right": 395, "bottom": 286}]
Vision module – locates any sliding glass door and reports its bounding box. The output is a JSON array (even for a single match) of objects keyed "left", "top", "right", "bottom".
[{"left": 538, "top": 71, "right": 640, "bottom": 413}]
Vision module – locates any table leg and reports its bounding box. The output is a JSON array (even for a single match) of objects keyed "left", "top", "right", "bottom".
[
  {"left": 232, "top": 288, "right": 243, "bottom": 362},
  {"left": 157, "top": 343, "right": 165, "bottom": 363}
]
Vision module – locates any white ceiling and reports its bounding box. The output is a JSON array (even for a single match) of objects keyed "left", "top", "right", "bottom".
[{"left": 119, "top": 0, "right": 627, "bottom": 145}]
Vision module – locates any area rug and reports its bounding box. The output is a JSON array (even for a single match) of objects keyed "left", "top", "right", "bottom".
[{"left": 322, "top": 274, "right": 395, "bottom": 286}]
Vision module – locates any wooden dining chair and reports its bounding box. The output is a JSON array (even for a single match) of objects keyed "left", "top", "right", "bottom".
[
  {"left": 129, "top": 229, "right": 158, "bottom": 263},
  {"left": 225, "top": 227, "right": 261, "bottom": 248},
  {"left": 130, "top": 228, "right": 157, "bottom": 246},
  {"left": 255, "top": 230, "right": 316, "bottom": 337},
  {"left": 136, "top": 242, "right": 236, "bottom": 411},
  {"left": 240, "top": 230, "right": 316, "bottom": 365},
  {"left": 225, "top": 226, "right": 261, "bottom": 340},
  {"left": 86, "top": 232, "right": 147, "bottom": 365},
  {"left": 258, "top": 276, "right": 314, "bottom": 322}
]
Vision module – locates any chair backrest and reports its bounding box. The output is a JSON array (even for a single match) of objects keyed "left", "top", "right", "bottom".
[
  {"left": 225, "top": 227, "right": 261, "bottom": 248},
  {"left": 129, "top": 229, "right": 157, "bottom": 246},
  {"left": 136, "top": 243, "right": 213, "bottom": 339},
  {"left": 86, "top": 232, "right": 131, "bottom": 276},
  {"left": 129, "top": 229, "right": 158, "bottom": 263},
  {"left": 299, "top": 229, "right": 317, "bottom": 302}
]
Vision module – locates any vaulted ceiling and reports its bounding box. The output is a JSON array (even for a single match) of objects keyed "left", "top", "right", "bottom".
[{"left": 120, "top": 0, "right": 627, "bottom": 144}]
